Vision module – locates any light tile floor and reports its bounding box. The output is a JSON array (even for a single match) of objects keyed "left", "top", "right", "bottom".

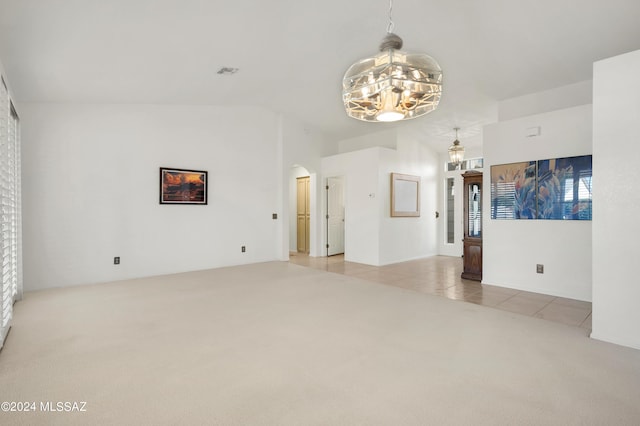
[{"left": 289, "top": 253, "right": 592, "bottom": 330}]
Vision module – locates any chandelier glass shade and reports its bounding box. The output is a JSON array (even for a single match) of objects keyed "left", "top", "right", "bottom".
[
  {"left": 448, "top": 127, "right": 465, "bottom": 165},
  {"left": 343, "top": 32, "right": 442, "bottom": 123}
]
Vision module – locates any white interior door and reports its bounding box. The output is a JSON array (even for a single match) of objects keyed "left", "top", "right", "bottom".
[{"left": 327, "top": 176, "right": 345, "bottom": 256}]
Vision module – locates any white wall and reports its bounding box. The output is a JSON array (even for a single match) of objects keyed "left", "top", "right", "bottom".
[
  {"left": 378, "top": 135, "right": 439, "bottom": 264},
  {"left": 498, "top": 80, "right": 592, "bottom": 122},
  {"left": 322, "top": 129, "right": 441, "bottom": 266},
  {"left": 592, "top": 49, "right": 640, "bottom": 350},
  {"left": 338, "top": 128, "right": 397, "bottom": 154},
  {"left": 322, "top": 148, "right": 382, "bottom": 265},
  {"left": 0, "top": 60, "right": 7, "bottom": 88},
  {"left": 483, "top": 104, "right": 593, "bottom": 301},
  {"left": 21, "top": 104, "right": 281, "bottom": 290}
]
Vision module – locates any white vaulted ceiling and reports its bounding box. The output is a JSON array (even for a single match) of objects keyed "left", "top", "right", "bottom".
[{"left": 1, "top": 0, "right": 639, "bottom": 149}]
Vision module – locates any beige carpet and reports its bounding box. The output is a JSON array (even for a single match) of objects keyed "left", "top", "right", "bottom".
[{"left": 1, "top": 262, "right": 639, "bottom": 425}]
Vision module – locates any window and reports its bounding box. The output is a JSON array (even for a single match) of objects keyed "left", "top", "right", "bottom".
[
  {"left": 444, "top": 158, "right": 483, "bottom": 247},
  {"left": 0, "top": 76, "right": 22, "bottom": 350},
  {"left": 561, "top": 173, "right": 592, "bottom": 220},
  {"left": 446, "top": 178, "right": 455, "bottom": 244},
  {"left": 446, "top": 157, "right": 484, "bottom": 172}
]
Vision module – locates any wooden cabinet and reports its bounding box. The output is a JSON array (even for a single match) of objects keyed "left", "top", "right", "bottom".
[
  {"left": 462, "top": 171, "right": 482, "bottom": 281},
  {"left": 297, "top": 176, "right": 310, "bottom": 253}
]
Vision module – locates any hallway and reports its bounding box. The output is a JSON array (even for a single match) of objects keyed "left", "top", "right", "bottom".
[{"left": 289, "top": 253, "right": 592, "bottom": 330}]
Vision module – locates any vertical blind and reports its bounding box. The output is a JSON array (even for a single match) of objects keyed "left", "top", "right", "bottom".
[{"left": 0, "top": 75, "right": 22, "bottom": 350}]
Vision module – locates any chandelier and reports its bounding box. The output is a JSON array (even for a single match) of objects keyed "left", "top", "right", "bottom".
[
  {"left": 342, "top": 0, "right": 442, "bottom": 122},
  {"left": 448, "top": 127, "right": 465, "bottom": 165}
]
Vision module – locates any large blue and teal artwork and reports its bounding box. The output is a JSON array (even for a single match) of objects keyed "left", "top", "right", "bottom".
[
  {"left": 490, "top": 155, "right": 592, "bottom": 221},
  {"left": 490, "top": 161, "right": 537, "bottom": 219},
  {"left": 537, "top": 155, "right": 592, "bottom": 220}
]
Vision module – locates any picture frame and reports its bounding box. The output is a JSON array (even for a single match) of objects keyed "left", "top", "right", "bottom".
[
  {"left": 537, "top": 155, "right": 592, "bottom": 220},
  {"left": 490, "top": 155, "right": 592, "bottom": 221},
  {"left": 159, "top": 167, "right": 208, "bottom": 205},
  {"left": 391, "top": 173, "right": 420, "bottom": 217},
  {"left": 490, "top": 161, "right": 537, "bottom": 219}
]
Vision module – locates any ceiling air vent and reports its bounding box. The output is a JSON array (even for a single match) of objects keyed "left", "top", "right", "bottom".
[{"left": 216, "top": 67, "right": 239, "bottom": 75}]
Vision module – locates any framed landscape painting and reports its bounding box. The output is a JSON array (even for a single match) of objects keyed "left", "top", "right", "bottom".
[{"left": 159, "top": 168, "right": 208, "bottom": 205}]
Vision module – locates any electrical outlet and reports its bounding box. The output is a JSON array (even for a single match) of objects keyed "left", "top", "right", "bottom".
[
  {"left": 536, "top": 264, "right": 544, "bottom": 274},
  {"left": 114, "top": 256, "right": 120, "bottom": 265},
  {"left": 241, "top": 246, "right": 246, "bottom": 253}
]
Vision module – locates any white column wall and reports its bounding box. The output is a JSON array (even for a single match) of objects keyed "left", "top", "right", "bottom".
[
  {"left": 378, "top": 136, "right": 439, "bottom": 265},
  {"left": 322, "top": 148, "right": 382, "bottom": 265},
  {"left": 323, "top": 130, "right": 441, "bottom": 266},
  {"left": 592, "top": 49, "right": 640, "bottom": 350}
]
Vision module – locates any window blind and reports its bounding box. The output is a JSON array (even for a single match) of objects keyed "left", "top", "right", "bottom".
[{"left": 0, "top": 76, "right": 21, "bottom": 350}]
